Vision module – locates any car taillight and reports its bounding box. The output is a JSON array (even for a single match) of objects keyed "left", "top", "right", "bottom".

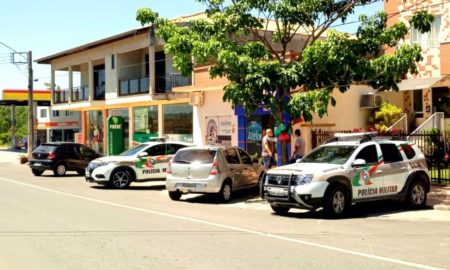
[
  {"left": 166, "top": 161, "right": 172, "bottom": 175},
  {"left": 48, "top": 153, "right": 56, "bottom": 159},
  {"left": 210, "top": 160, "right": 219, "bottom": 175}
]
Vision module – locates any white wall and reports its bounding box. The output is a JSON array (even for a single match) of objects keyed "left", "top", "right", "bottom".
[{"left": 194, "top": 90, "right": 237, "bottom": 146}]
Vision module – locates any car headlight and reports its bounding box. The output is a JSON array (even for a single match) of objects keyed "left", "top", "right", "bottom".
[
  {"left": 295, "top": 174, "right": 313, "bottom": 185},
  {"left": 90, "top": 162, "right": 112, "bottom": 169}
]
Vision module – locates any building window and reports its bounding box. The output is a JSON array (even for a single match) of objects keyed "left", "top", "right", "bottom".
[
  {"left": 65, "top": 111, "right": 73, "bottom": 116},
  {"left": 163, "top": 103, "right": 193, "bottom": 142},
  {"left": 53, "top": 110, "right": 59, "bottom": 117},
  {"left": 413, "top": 90, "right": 423, "bottom": 118},
  {"left": 133, "top": 106, "right": 158, "bottom": 143},
  {"left": 412, "top": 15, "right": 441, "bottom": 48},
  {"left": 40, "top": 109, "right": 47, "bottom": 118},
  {"left": 86, "top": 111, "right": 103, "bottom": 154}
]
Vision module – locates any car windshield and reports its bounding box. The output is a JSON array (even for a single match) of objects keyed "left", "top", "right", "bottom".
[
  {"left": 173, "top": 149, "right": 217, "bottom": 164},
  {"left": 301, "top": 145, "right": 357, "bottom": 165},
  {"left": 119, "top": 144, "right": 148, "bottom": 156}
]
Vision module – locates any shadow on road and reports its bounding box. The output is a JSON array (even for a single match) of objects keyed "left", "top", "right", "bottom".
[
  {"left": 270, "top": 199, "right": 434, "bottom": 220},
  {"left": 182, "top": 186, "right": 262, "bottom": 204}
]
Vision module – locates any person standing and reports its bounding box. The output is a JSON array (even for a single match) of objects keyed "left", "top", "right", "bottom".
[
  {"left": 262, "top": 128, "right": 275, "bottom": 170},
  {"left": 290, "top": 129, "right": 305, "bottom": 163}
]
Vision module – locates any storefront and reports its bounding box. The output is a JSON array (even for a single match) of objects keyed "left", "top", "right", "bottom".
[
  {"left": 86, "top": 111, "right": 104, "bottom": 154},
  {"left": 235, "top": 106, "right": 290, "bottom": 164},
  {"left": 133, "top": 105, "right": 159, "bottom": 143},
  {"left": 163, "top": 103, "right": 193, "bottom": 143}
]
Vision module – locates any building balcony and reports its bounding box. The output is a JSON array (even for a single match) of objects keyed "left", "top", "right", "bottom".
[
  {"left": 119, "top": 76, "right": 149, "bottom": 96},
  {"left": 54, "top": 89, "right": 70, "bottom": 104},
  {"left": 72, "top": 85, "right": 89, "bottom": 102},
  {"left": 155, "top": 73, "right": 192, "bottom": 94}
]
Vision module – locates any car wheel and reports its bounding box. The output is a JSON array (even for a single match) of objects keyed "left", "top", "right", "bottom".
[
  {"left": 32, "top": 169, "right": 44, "bottom": 176},
  {"left": 217, "top": 181, "right": 232, "bottom": 202},
  {"left": 324, "top": 185, "right": 348, "bottom": 218},
  {"left": 53, "top": 163, "right": 67, "bottom": 176},
  {"left": 110, "top": 170, "right": 132, "bottom": 189},
  {"left": 77, "top": 169, "right": 85, "bottom": 176},
  {"left": 270, "top": 204, "right": 290, "bottom": 215},
  {"left": 168, "top": 191, "right": 182, "bottom": 201},
  {"left": 406, "top": 179, "right": 427, "bottom": 208}
]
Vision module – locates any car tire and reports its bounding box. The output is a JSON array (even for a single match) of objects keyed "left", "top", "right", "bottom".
[
  {"left": 77, "top": 169, "right": 85, "bottom": 176},
  {"left": 53, "top": 163, "right": 67, "bottom": 176},
  {"left": 324, "top": 185, "right": 348, "bottom": 218},
  {"left": 168, "top": 191, "right": 182, "bottom": 201},
  {"left": 270, "top": 204, "right": 290, "bottom": 215},
  {"left": 217, "top": 181, "right": 232, "bottom": 202},
  {"left": 406, "top": 179, "right": 427, "bottom": 209},
  {"left": 109, "top": 170, "right": 132, "bottom": 189},
  {"left": 32, "top": 169, "right": 44, "bottom": 176}
]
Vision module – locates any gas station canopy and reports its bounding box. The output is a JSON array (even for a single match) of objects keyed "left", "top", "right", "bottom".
[{"left": 0, "top": 89, "right": 51, "bottom": 106}]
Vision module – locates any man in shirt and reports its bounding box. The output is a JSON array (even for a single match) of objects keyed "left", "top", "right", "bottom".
[
  {"left": 261, "top": 128, "right": 275, "bottom": 170},
  {"left": 290, "top": 129, "right": 305, "bottom": 163}
]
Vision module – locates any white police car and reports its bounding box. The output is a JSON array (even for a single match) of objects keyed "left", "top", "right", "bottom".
[
  {"left": 86, "top": 140, "right": 192, "bottom": 188},
  {"left": 261, "top": 132, "right": 431, "bottom": 218}
]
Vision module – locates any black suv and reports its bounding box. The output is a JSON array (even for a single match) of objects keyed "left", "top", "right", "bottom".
[{"left": 29, "top": 143, "right": 101, "bottom": 176}]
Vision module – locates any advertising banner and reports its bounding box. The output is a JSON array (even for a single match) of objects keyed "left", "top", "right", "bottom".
[
  {"left": 205, "top": 116, "right": 232, "bottom": 146},
  {"left": 107, "top": 116, "right": 124, "bottom": 156}
]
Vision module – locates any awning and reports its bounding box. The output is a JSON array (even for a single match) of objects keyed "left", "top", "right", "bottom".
[{"left": 397, "top": 77, "right": 444, "bottom": 91}]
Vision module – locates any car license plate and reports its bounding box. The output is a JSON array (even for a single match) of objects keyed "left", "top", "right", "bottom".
[
  {"left": 85, "top": 169, "right": 90, "bottom": 177},
  {"left": 268, "top": 187, "right": 287, "bottom": 196},
  {"left": 34, "top": 162, "right": 41, "bottom": 167},
  {"left": 182, "top": 183, "right": 196, "bottom": 188}
]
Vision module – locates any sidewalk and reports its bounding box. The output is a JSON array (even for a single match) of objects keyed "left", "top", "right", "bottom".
[
  {"left": 0, "top": 148, "right": 449, "bottom": 210},
  {"left": 0, "top": 148, "right": 27, "bottom": 164}
]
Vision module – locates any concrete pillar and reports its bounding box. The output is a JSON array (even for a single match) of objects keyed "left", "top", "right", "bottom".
[
  {"left": 128, "top": 106, "right": 134, "bottom": 148},
  {"left": 51, "top": 69, "right": 55, "bottom": 105},
  {"left": 88, "top": 61, "right": 94, "bottom": 102},
  {"left": 68, "top": 66, "right": 73, "bottom": 103},
  {"left": 149, "top": 46, "right": 155, "bottom": 95},
  {"left": 158, "top": 103, "right": 163, "bottom": 137}
]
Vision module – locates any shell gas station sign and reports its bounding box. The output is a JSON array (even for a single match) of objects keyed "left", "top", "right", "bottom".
[{"left": 0, "top": 89, "right": 51, "bottom": 106}]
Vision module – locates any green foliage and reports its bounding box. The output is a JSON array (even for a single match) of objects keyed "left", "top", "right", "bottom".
[
  {"left": 0, "top": 106, "right": 28, "bottom": 145},
  {"left": 136, "top": 0, "right": 433, "bottom": 123},
  {"left": 373, "top": 102, "right": 402, "bottom": 132}
]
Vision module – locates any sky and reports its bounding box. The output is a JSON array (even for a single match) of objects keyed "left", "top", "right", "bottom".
[{"left": 0, "top": 0, "right": 383, "bottom": 92}]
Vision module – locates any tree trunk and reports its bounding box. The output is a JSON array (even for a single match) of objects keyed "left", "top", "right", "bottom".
[{"left": 280, "top": 141, "right": 288, "bottom": 165}]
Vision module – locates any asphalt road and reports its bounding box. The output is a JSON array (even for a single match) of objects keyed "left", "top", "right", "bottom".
[{"left": 0, "top": 161, "right": 449, "bottom": 270}]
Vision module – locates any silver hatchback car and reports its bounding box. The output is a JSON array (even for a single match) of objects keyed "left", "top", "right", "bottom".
[{"left": 166, "top": 146, "right": 263, "bottom": 202}]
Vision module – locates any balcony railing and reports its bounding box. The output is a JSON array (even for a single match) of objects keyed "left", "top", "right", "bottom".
[
  {"left": 54, "top": 89, "right": 70, "bottom": 104},
  {"left": 119, "top": 76, "right": 149, "bottom": 96},
  {"left": 156, "top": 73, "right": 191, "bottom": 93},
  {"left": 72, "top": 85, "right": 89, "bottom": 102}
]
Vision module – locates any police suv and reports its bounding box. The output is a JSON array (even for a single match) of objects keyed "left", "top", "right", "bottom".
[
  {"left": 86, "top": 140, "right": 192, "bottom": 188},
  {"left": 261, "top": 132, "right": 430, "bottom": 218}
]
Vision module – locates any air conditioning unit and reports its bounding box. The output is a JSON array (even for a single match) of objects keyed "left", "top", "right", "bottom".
[
  {"left": 360, "top": 93, "right": 383, "bottom": 108},
  {"left": 189, "top": 91, "right": 204, "bottom": 106}
]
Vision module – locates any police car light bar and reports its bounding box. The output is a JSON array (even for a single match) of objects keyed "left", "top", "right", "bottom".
[{"left": 334, "top": 131, "right": 378, "bottom": 139}]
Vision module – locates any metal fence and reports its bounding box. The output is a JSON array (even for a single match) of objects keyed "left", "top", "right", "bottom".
[{"left": 311, "top": 129, "right": 450, "bottom": 184}]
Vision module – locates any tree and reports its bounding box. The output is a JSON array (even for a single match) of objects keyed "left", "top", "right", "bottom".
[{"left": 136, "top": 0, "right": 433, "bottom": 163}]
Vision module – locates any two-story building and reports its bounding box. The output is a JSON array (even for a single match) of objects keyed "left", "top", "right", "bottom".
[
  {"left": 37, "top": 20, "right": 195, "bottom": 155},
  {"left": 384, "top": 0, "right": 450, "bottom": 131},
  {"left": 36, "top": 107, "right": 81, "bottom": 143}
]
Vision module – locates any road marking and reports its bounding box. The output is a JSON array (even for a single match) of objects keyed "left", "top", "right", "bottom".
[{"left": 0, "top": 176, "right": 445, "bottom": 270}]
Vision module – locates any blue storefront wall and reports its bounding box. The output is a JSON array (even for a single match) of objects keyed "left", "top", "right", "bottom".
[{"left": 235, "top": 106, "right": 291, "bottom": 166}]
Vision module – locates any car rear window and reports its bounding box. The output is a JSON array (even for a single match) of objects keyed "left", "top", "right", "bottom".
[
  {"left": 400, "top": 144, "right": 416, "bottom": 159},
  {"left": 173, "top": 149, "right": 217, "bottom": 164},
  {"left": 34, "top": 144, "right": 57, "bottom": 153}
]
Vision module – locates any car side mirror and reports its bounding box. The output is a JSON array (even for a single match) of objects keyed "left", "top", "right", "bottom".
[
  {"left": 253, "top": 158, "right": 259, "bottom": 164},
  {"left": 352, "top": 159, "right": 366, "bottom": 167},
  {"left": 137, "top": 152, "right": 148, "bottom": 158}
]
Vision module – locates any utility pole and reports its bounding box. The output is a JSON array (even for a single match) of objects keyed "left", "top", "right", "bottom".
[
  {"left": 27, "top": 51, "right": 34, "bottom": 157},
  {"left": 1, "top": 42, "right": 34, "bottom": 155},
  {"left": 11, "top": 104, "right": 15, "bottom": 149}
]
